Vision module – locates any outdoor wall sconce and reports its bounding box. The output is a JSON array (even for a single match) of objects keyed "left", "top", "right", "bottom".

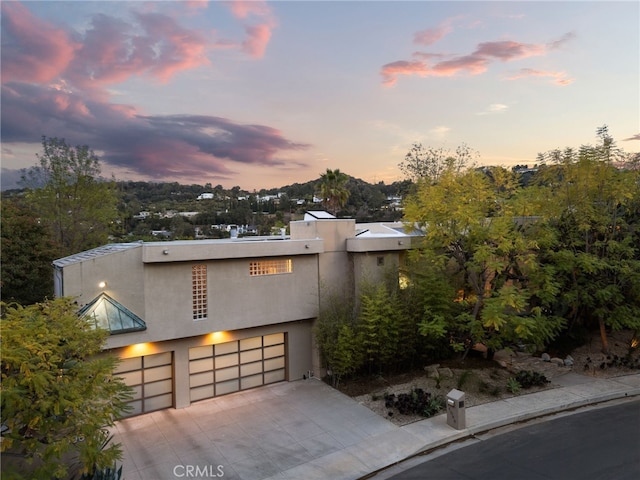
[
  {"left": 98, "top": 281, "right": 107, "bottom": 289},
  {"left": 305, "top": 244, "right": 310, "bottom": 249},
  {"left": 398, "top": 240, "right": 404, "bottom": 245},
  {"left": 163, "top": 249, "right": 170, "bottom": 255}
]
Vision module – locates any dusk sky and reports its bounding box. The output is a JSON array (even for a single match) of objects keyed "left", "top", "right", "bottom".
[{"left": 2, "top": 1, "right": 638, "bottom": 191}]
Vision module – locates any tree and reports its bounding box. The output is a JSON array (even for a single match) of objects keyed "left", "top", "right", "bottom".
[
  {"left": 1, "top": 197, "right": 58, "bottom": 305},
  {"left": 404, "top": 166, "right": 565, "bottom": 357},
  {"left": 535, "top": 127, "right": 640, "bottom": 353},
  {"left": 319, "top": 168, "right": 350, "bottom": 215},
  {"left": 1, "top": 298, "right": 132, "bottom": 479},
  {"left": 399, "top": 142, "right": 478, "bottom": 183},
  {"left": 20, "top": 137, "right": 119, "bottom": 256}
]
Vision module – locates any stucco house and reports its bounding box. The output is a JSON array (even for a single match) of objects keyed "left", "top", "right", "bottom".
[{"left": 53, "top": 213, "right": 419, "bottom": 416}]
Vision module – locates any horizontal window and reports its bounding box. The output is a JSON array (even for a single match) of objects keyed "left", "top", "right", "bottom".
[{"left": 249, "top": 259, "right": 293, "bottom": 276}]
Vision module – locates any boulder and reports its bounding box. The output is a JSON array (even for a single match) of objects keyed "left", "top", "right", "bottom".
[
  {"left": 438, "top": 367, "right": 454, "bottom": 379},
  {"left": 550, "top": 357, "right": 564, "bottom": 366},
  {"left": 424, "top": 364, "right": 440, "bottom": 378},
  {"left": 541, "top": 353, "right": 551, "bottom": 362}
]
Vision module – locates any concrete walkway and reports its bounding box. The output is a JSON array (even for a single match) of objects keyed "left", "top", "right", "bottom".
[{"left": 112, "top": 373, "right": 640, "bottom": 480}]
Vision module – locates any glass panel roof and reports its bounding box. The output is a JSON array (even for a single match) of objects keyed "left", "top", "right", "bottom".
[{"left": 79, "top": 293, "right": 146, "bottom": 335}]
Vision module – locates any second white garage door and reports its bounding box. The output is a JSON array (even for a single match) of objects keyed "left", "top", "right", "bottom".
[{"left": 188, "top": 333, "right": 286, "bottom": 402}]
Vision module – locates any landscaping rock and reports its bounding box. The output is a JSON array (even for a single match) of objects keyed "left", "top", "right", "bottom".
[
  {"left": 550, "top": 357, "right": 564, "bottom": 366},
  {"left": 424, "top": 364, "right": 440, "bottom": 378},
  {"left": 438, "top": 367, "right": 453, "bottom": 378},
  {"left": 541, "top": 353, "right": 551, "bottom": 362},
  {"left": 564, "top": 357, "right": 574, "bottom": 367}
]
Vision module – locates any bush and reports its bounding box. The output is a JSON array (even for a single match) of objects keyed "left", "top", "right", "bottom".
[
  {"left": 384, "top": 387, "right": 445, "bottom": 418},
  {"left": 506, "top": 377, "right": 521, "bottom": 394},
  {"left": 514, "top": 370, "right": 549, "bottom": 389}
]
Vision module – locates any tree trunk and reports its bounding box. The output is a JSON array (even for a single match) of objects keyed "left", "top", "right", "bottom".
[{"left": 598, "top": 317, "right": 610, "bottom": 354}]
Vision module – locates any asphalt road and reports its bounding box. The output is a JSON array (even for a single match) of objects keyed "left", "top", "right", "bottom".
[{"left": 385, "top": 399, "right": 640, "bottom": 480}]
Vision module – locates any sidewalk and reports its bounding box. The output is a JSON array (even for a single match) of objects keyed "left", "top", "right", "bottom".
[{"left": 113, "top": 373, "right": 640, "bottom": 480}]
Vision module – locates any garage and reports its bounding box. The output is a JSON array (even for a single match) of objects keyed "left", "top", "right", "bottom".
[
  {"left": 114, "top": 351, "right": 174, "bottom": 416},
  {"left": 188, "top": 333, "right": 286, "bottom": 402}
]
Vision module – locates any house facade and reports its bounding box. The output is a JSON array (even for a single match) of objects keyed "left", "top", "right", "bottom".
[{"left": 53, "top": 214, "right": 418, "bottom": 416}]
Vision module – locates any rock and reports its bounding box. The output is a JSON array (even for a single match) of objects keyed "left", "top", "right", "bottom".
[
  {"left": 550, "top": 357, "right": 564, "bottom": 366},
  {"left": 438, "top": 367, "right": 453, "bottom": 378},
  {"left": 424, "top": 364, "right": 440, "bottom": 377},
  {"left": 564, "top": 357, "right": 574, "bottom": 367},
  {"left": 565, "top": 354, "right": 574, "bottom": 362},
  {"left": 541, "top": 353, "right": 551, "bottom": 362}
]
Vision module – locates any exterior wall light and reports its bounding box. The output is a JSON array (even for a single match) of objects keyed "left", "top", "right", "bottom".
[
  {"left": 98, "top": 281, "right": 107, "bottom": 289},
  {"left": 163, "top": 249, "right": 170, "bottom": 255}
]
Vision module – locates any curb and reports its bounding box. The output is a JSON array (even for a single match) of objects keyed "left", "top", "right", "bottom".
[{"left": 360, "top": 381, "right": 640, "bottom": 480}]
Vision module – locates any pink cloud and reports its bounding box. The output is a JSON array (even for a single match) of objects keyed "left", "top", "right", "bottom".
[
  {"left": 0, "top": 1, "right": 79, "bottom": 84},
  {"left": 507, "top": 68, "right": 574, "bottom": 86},
  {"left": 622, "top": 133, "right": 640, "bottom": 142},
  {"left": 414, "top": 24, "right": 452, "bottom": 46},
  {"left": 225, "top": 0, "right": 271, "bottom": 19},
  {"left": 243, "top": 23, "right": 273, "bottom": 58},
  {"left": 381, "top": 61, "right": 430, "bottom": 87},
  {"left": 474, "top": 41, "right": 545, "bottom": 61},
  {"left": 382, "top": 33, "right": 574, "bottom": 87},
  {"left": 66, "top": 12, "right": 211, "bottom": 88}
]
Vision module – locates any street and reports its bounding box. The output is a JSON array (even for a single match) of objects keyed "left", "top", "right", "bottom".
[{"left": 384, "top": 399, "right": 640, "bottom": 480}]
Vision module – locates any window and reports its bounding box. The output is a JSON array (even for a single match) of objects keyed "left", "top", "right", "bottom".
[
  {"left": 192, "top": 264, "right": 207, "bottom": 320},
  {"left": 249, "top": 259, "right": 293, "bottom": 276},
  {"left": 377, "top": 256, "right": 385, "bottom": 266}
]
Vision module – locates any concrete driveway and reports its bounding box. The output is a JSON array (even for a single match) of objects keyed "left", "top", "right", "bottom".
[{"left": 112, "top": 378, "right": 418, "bottom": 480}]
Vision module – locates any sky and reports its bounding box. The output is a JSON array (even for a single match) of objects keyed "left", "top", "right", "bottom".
[{"left": 1, "top": 0, "right": 639, "bottom": 191}]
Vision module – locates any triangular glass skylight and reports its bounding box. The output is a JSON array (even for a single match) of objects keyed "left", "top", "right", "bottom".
[{"left": 79, "top": 293, "right": 147, "bottom": 335}]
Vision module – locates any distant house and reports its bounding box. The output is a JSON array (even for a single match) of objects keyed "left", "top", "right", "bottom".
[
  {"left": 53, "top": 212, "right": 420, "bottom": 416},
  {"left": 197, "top": 193, "right": 214, "bottom": 200}
]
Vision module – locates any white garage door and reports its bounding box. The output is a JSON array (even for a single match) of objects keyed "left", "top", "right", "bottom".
[
  {"left": 114, "top": 351, "right": 174, "bottom": 416},
  {"left": 189, "top": 333, "right": 286, "bottom": 402}
]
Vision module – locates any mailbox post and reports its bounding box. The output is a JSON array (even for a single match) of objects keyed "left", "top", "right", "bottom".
[{"left": 446, "top": 388, "right": 466, "bottom": 430}]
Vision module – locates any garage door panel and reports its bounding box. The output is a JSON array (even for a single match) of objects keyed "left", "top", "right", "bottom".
[
  {"left": 263, "top": 333, "right": 284, "bottom": 347},
  {"left": 241, "top": 374, "right": 263, "bottom": 390},
  {"left": 215, "top": 341, "right": 238, "bottom": 355},
  {"left": 115, "top": 357, "right": 142, "bottom": 373},
  {"left": 189, "top": 334, "right": 287, "bottom": 403},
  {"left": 264, "top": 369, "right": 285, "bottom": 384},
  {"left": 215, "top": 366, "right": 239, "bottom": 382},
  {"left": 264, "top": 356, "right": 285, "bottom": 372},
  {"left": 145, "top": 379, "right": 173, "bottom": 397},
  {"left": 215, "top": 353, "right": 238, "bottom": 369},
  {"left": 240, "top": 337, "right": 262, "bottom": 350},
  {"left": 240, "top": 349, "right": 262, "bottom": 364},
  {"left": 190, "top": 371, "right": 214, "bottom": 387},
  {"left": 263, "top": 344, "right": 284, "bottom": 359},
  {"left": 145, "top": 352, "right": 172, "bottom": 368},
  {"left": 216, "top": 379, "right": 239, "bottom": 395},
  {"left": 191, "top": 385, "right": 214, "bottom": 401},
  {"left": 145, "top": 393, "right": 173, "bottom": 412},
  {"left": 117, "top": 370, "right": 142, "bottom": 386},
  {"left": 190, "top": 357, "right": 214, "bottom": 374},
  {"left": 145, "top": 365, "right": 172, "bottom": 383},
  {"left": 240, "top": 362, "right": 263, "bottom": 377}
]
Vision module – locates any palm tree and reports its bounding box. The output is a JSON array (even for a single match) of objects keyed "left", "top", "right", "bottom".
[{"left": 319, "top": 169, "right": 350, "bottom": 215}]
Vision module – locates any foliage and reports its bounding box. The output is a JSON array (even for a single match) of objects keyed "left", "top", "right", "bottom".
[
  {"left": 513, "top": 370, "right": 549, "bottom": 389},
  {"left": 1, "top": 298, "right": 132, "bottom": 479},
  {"left": 534, "top": 126, "right": 640, "bottom": 352},
  {"left": 0, "top": 197, "right": 58, "bottom": 305},
  {"left": 404, "top": 165, "right": 566, "bottom": 357},
  {"left": 359, "top": 284, "right": 401, "bottom": 372},
  {"left": 313, "top": 293, "right": 362, "bottom": 387},
  {"left": 383, "top": 388, "right": 444, "bottom": 418},
  {"left": 399, "top": 142, "right": 478, "bottom": 182},
  {"left": 506, "top": 377, "right": 521, "bottom": 394},
  {"left": 319, "top": 168, "right": 350, "bottom": 215},
  {"left": 20, "top": 137, "right": 119, "bottom": 256}
]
